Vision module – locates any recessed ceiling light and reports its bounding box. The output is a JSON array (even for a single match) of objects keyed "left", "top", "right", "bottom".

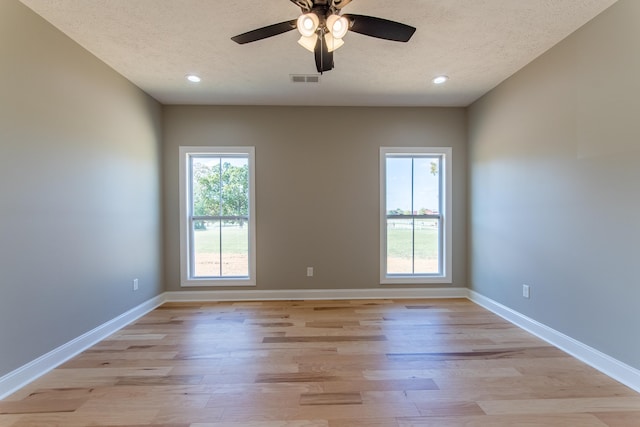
[
  {"left": 433, "top": 75, "right": 449, "bottom": 85},
  {"left": 186, "top": 74, "right": 201, "bottom": 83}
]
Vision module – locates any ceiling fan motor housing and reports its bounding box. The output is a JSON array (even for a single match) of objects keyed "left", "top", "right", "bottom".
[{"left": 293, "top": 0, "right": 349, "bottom": 15}]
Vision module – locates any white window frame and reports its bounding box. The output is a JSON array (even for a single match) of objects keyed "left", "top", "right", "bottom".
[
  {"left": 380, "top": 147, "right": 452, "bottom": 284},
  {"left": 179, "top": 146, "right": 256, "bottom": 287}
]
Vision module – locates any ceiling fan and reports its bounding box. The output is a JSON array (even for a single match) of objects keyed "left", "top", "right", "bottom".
[{"left": 231, "top": 0, "right": 416, "bottom": 73}]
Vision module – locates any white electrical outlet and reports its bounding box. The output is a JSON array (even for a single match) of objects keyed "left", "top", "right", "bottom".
[
  {"left": 307, "top": 267, "right": 314, "bottom": 277},
  {"left": 133, "top": 278, "right": 139, "bottom": 291},
  {"left": 522, "top": 284, "right": 530, "bottom": 299}
]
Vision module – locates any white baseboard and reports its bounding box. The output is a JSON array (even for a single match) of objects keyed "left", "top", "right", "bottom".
[
  {"left": 0, "top": 294, "right": 166, "bottom": 400},
  {"left": 165, "top": 287, "right": 469, "bottom": 302},
  {"left": 468, "top": 290, "right": 640, "bottom": 394}
]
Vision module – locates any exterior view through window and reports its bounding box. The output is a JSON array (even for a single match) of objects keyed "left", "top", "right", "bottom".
[
  {"left": 179, "top": 146, "right": 255, "bottom": 286},
  {"left": 380, "top": 147, "right": 451, "bottom": 284}
]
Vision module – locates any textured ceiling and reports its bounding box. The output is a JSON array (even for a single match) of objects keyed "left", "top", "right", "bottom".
[{"left": 20, "top": 0, "right": 617, "bottom": 106}]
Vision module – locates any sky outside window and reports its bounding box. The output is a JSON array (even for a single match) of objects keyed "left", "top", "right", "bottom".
[{"left": 386, "top": 156, "right": 440, "bottom": 214}]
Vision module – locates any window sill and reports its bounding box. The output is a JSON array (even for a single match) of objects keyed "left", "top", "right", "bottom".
[
  {"left": 381, "top": 276, "right": 452, "bottom": 285},
  {"left": 181, "top": 278, "right": 256, "bottom": 287}
]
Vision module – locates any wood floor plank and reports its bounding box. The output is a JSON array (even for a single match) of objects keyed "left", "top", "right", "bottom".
[
  {"left": 191, "top": 421, "right": 328, "bottom": 427},
  {"left": 219, "top": 403, "right": 421, "bottom": 422},
  {"left": 263, "top": 336, "right": 387, "bottom": 344},
  {"left": 114, "top": 375, "right": 204, "bottom": 386},
  {"left": 299, "top": 393, "right": 363, "bottom": 406},
  {"left": 100, "top": 424, "right": 189, "bottom": 427},
  {"left": 478, "top": 396, "right": 640, "bottom": 415},
  {"left": 0, "top": 398, "right": 86, "bottom": 414},
  {"left": 1, "top": 298, "right": 637, "bottom": 427},
  {"left": 151, "top": 406, "right": 225, "bottom": 424},
  {"left": 386, "top": 346, "right": 566, "bottom": 361},
  {"left": 414, "top": 400, "right": 486, "bottom": 417},
  {"left": 396, "top": 413, "right": 609, "bottom": 426},
  {"left": 6, "top": 408, "right": 160, "bottom": 427},
  {"left": 305, "top": 321, "right": 360, "bottom": 329},
  {"left": 207, "top": 392, "right": 303, "bottom": 409},
  {"left": 0, "top": 415, "right": 23, "bottom": 427},
  {"left": 592, "top": 411, "right": 640, "bottom": 426},
  {"left": 255, "top": 373, "right": 341, "bottom": 384},
  {"left": 405, "top": 384, "right": 636, "bottom": 401},
  {"left": 328, "top": 419, "right": 398, "bottom": 427},
  {"left": 322, "top": 378, "right": 439, "bottom": 393},
  {"left": 363, "top": 367, "right": 522, "bottom": 380}
]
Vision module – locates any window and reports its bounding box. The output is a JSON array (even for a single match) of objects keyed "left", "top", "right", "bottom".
[
  {"left": 179, "top": 146, "right": 256, "bottom": 286},
  {"left": 380, "top": 147, "right": 452, "bottom": 284}
]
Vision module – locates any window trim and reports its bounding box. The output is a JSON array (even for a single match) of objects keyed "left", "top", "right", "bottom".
[
  {"left": 380, "top": 147, "right": 452, "bottom": 284},
  {"left": 179, "top": 146, "right": 256, "bottom": 287}
]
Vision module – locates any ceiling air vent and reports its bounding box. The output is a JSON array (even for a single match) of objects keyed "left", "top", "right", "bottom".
[{"left": 291, "top": 74, "right": 320, "bottom": 83}]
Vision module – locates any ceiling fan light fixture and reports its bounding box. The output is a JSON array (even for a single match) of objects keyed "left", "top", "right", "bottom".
[
  {"left": 297, "top": 13, "right": 319, "bottom": 37},
  {"left": 297, "top": 34, "right": 318, "bottom": 52},
  {"left": 324, "top": 33, "right": 345, "bottom": 52},
  {"left": 327, "top": 14, "right": 349, "bottom": 39}
]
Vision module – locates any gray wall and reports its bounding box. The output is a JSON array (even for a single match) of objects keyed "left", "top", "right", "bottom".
[
  {"left": 163, "top": 106, "right": 467, "bottom": 292},
  {"left": 468, "top": 0, "right": 640, "bottom": 370},
  {"left": 0, "top": 1, "right": 164, "bottom": 377}
]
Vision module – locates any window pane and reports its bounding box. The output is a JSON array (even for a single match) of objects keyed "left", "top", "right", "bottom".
[
  {"left": 386, "top": 157, "right": 412, "bottom": 214},
  {"left": 220, "top": 158, "right": 249, "bottom": 217},
  {"left": 221, "top": 219, "right": 249, "bottom": 276},
  {"left": 413, "top": 157, "right": 440, "bottom": 214},
  {"left": 192, "top": 220, "right": 221, "bottom": 277},
  {"left": 192, "top": 157, "right": 221, "bottom": 217},
  {"left": 386, "top": 218, "right": 414, "bottom": 274},
  {"left": 414, "top": 219, "right": 440, "bottom": 274}
]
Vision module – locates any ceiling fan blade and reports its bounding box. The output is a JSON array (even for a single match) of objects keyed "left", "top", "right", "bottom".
[
  {"left": 332, "top": 0, "right": 353, "bottom": 9},
  {"left": 231, "top": 20, "right": 297, "bottom": 44},
  {"left": 344, "top": 14, "right": 416, "bottom": 42},
  {"left": 314, "top": 35, "right": 334, "bottom": 73},
  {"left": 290, "top": 0, "right": 313, "bottom": 13}
]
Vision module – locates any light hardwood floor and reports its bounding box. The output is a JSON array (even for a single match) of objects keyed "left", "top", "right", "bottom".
[{"left": 1, "top": 299, "right": 639, "bottom": 426}]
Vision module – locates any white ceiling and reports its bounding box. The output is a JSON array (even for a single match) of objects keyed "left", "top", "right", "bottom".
[{"left": 21, "top": 0, "right": 617, "bottom": 107}]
